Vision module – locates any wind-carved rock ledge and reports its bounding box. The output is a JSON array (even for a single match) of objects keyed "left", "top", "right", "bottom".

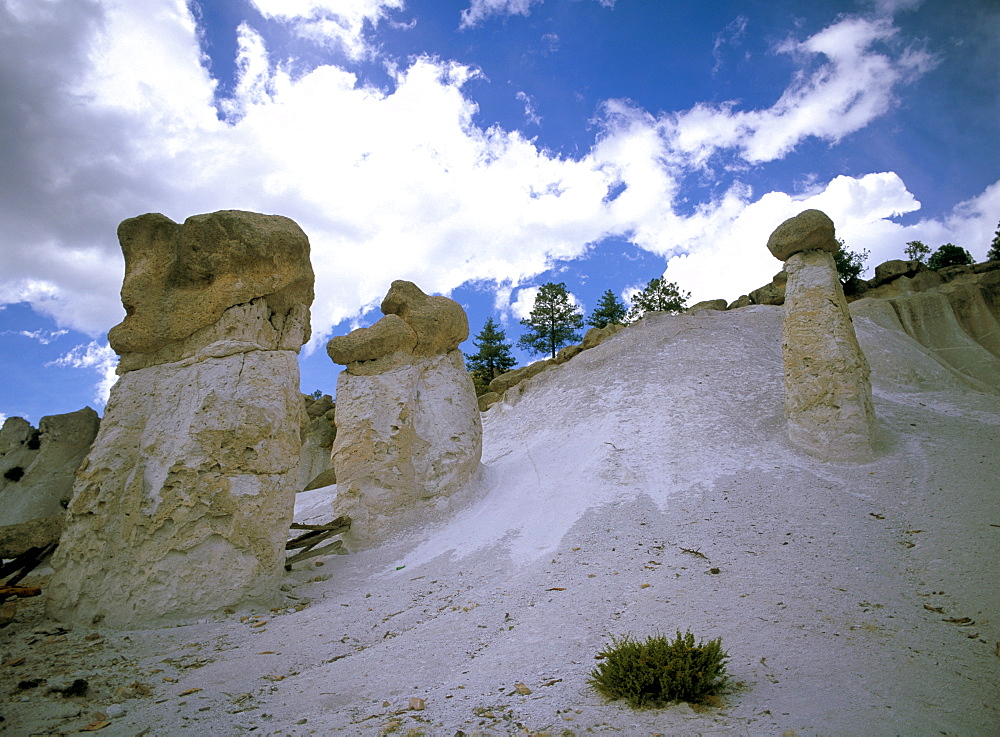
[
  {"left": 768, "top": 209, "right": 878, "bottom": 463},
  {"left": 47, "top": 210, "right": 314, "bottom": 628},
  {"left": 327, "top": 281, "right": 482, "bottom": 547}
]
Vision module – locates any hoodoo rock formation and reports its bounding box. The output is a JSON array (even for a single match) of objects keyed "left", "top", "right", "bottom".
[
  {"left": 768, "top": 209, "right": 878, "bottom": 462},
  {"left": 47, "top": 210, "right": 314, "bottom": 628},
  {"left": 327, "top": 280, "right": 481, "bottom": 547}
]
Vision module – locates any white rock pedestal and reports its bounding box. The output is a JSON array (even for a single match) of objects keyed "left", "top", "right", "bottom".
[
  {"left": 48, "top": 211, "right": 313, "bottom": 627},
  {"left": 332, "top": 350, "right": 482, "bottom": 546},
  {"left": 327, "top": 281, "right": 482, "bottom": 547},
  {"left": 781, "top": 249, "right": 878, "bottom": 462}
]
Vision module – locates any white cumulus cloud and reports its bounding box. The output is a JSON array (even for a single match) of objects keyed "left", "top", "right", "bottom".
[
  {"left": 460, "top": 0, "right": 613, "bottom": 29},
  {"left": 0, "top": 0, "right": 988, "bottom": 410},
  {"left": 249, "top": 0, "right": 405, "bottom": 59},
  {"left": 14, "top": 329, "right": 69, "bottom": 345},
  {"left": 663, "top": 16, "right": 937, "bottom": 167},
  {"left": 47, "top": 341, "right": 118, "bottom": 407}
]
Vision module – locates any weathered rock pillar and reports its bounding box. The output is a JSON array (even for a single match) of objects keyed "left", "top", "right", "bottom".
[
  {"left": 767, "top": 209, "right": 877, "bottom": 462},
  {"left": 48, "top": 210, "right": 314, "bottom": 627},
  {"left": 327, "top": 280, "right": 481, "bottom": 547}
]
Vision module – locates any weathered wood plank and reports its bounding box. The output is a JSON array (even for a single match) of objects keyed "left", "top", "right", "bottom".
[
  {"left": 289, "top": 516, "right": 350, "bottom": 533},
  {"left": 285, "top": 540, "right": 345, "bottom": 568}
]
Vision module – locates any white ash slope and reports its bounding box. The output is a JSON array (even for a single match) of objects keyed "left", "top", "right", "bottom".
[{"left": 2, "top": 304, "right": 998, "bottom": 736}]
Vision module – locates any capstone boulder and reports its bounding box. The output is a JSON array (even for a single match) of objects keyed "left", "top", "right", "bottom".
[
  {"left": 326, "top": 280, "right": 468, "bottom": 369},
  {"left": 109, "top": 210, "right": 313, "bottom": 358},
  {"left": 766, "top": 209, "right": 839, "bottom": 261}
]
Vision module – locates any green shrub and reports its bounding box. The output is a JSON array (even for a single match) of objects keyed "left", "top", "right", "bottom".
[
  {"left": 833, "top": 240, "right": 869, "bottom": 285},
  {"left": 927, "top": 243, "right": 973, "bottom": 270},
  {"left": 589, "top": 629, "right": 730, "bottom": 707}
]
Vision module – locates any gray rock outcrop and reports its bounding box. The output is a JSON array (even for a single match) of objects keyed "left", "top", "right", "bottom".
[
  {"left": 0, "top": 514, "right": 64, "bottom": 559},
  {"left": 769, "top": 210, "right": 878, "bottom": 462},
  {"left": 555, "top": 344, "right": 583, "bottom": 363},
  {"left": 0, "top": 408, "right": 100, "bottom": 527},
  {"left": 581, "top": 323, "right": 625, "bottom": 350},
  {"left": 488, "top": 359, "right": 556, "bottom": 395},
  {"left": 48, "top": 210, "right": 314, "bottom": 627},
  {"left": 728, "top": 294, "right": 752, "bottom": 310},
  {"left": 851, "top": 264, "right": 1000, "bottom": 392},
  {"left": 872, "top": 259, "right": 926, "bottom": 285},
  {"left": 327, "top": 281, "right": 481, "bottom": 547},
  {"left": 749, "top": 270, "right": 787, "bottom": 306},
  {"left": 477, "top": 391, "right": 501, "bottom": 412},
  {"left": 687, "top": 299, "right": 728, "bottom": 313}
]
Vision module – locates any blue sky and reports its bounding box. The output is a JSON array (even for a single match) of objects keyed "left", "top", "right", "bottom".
[{"left": 1, "top": 0, "right": 998, "bottom": 424}]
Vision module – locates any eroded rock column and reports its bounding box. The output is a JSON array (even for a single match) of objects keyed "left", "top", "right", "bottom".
[
  {"left": 48, "top": 210, "right": 314, "bottom": 627},
  {"left": 767, "top": 209, "right": 877, "bottom": 462},
  {"left": 327, "top": 281, "right": 481, "bottom": 546}
]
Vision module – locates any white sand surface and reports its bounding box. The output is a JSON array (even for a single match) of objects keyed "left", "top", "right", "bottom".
[{"left": 2, "top": 305, "right": 998, "bottom": 735}]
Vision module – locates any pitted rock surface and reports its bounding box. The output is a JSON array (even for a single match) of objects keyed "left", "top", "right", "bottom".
[{"left": 332, "top": 350, "right": 482, "bottom": 547}]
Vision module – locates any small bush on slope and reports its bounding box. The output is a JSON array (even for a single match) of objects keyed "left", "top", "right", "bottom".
[{"left": 589, "top": 629, "right": 730, "bottom": 707}]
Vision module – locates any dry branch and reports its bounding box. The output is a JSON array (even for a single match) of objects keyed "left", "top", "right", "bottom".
[
  {"left": 285, "top": 540, "right": 345, "bottom": 567},
  {"left": 285, "top": 516, "right": 351, "bottom": 569}
]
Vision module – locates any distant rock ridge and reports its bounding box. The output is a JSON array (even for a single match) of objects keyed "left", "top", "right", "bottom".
[
  {"left": 850, "top": 263, "right": 1000, "bottom": 393},
  {"left": 48, "top": 210, "right": 314, "bottom": 628}
]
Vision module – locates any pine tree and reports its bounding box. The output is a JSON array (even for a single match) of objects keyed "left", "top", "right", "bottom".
[
  {"left": 587, "top": 289, "right": 627, "bottom": 329},
  {"left": 987, "top": 221, "right": 1000, "bottom": 261},
  {"left": 625, "top": 277, "right": 690, "bottom": 322},
  {"left": 464, "top": 317, "right": 516, "bottom": 390},
  {"left": 517, "top": 282, "right": 584, "bottom": 359}
]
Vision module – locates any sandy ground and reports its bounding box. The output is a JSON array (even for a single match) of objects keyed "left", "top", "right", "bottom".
[{"left": 1, "top": 305, "right": 998, "bottom": 736}]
